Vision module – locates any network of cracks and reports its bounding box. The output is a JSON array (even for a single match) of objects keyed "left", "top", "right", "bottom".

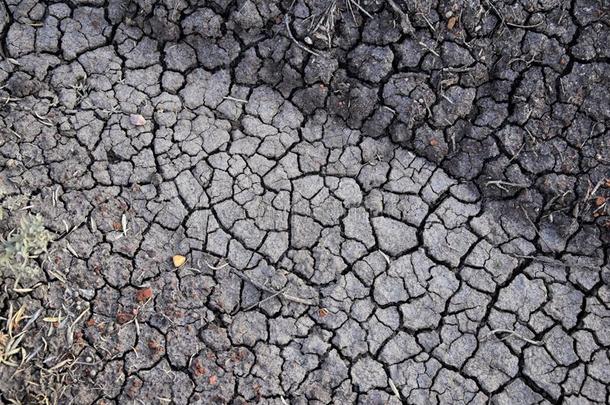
[{"left": 0, "top": 0, "right": 609, "bottom": 404}]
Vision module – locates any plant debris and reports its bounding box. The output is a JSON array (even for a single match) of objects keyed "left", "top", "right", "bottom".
[
  {"left": 172, "top": 255, "right": 186, "bottom": 268},
  {"left": 136, "top": 287, "right": 153, "bottom": 303}
]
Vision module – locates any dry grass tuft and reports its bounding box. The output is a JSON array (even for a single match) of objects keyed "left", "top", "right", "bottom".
[{"left": 0, "top": 214, "right": 52, "bottom": 278}]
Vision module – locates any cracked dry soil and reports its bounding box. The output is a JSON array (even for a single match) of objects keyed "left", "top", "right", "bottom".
[{"left": 0, "top": 0, "right": 609, "bottom": 404}]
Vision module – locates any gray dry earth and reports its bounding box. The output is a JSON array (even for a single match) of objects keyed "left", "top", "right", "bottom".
[{"left": 0, "top": 0, "right": 609, "bottom": 404}]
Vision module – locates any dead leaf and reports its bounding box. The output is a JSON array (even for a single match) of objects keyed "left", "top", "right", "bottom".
[
  {"left": 126, "top": 379, "right": 142, "bottom": 399},
  {"left": 192, "top": 359, "right": 206, "bottom": 377},
  {"left": 0, "top": 332, "right": 9, "bottom": 348},
  {"left": 429, "top": 138, "right": 439, "bottom": 146},
  {"left": 594, "top": 196, "right": 606, "bottom": 206},
  {"left": 10, "top": 305, "right": 26, "bottom": 332},
  {"left": 447, "top": 16, "right": 458, "bottom": 30},
  {"left": 129, "top": 114, "right": 146, "bottom": 126},
  {"left": 73, "top": 330, "right": 84, "bottom": 343},
  {"left": 147, "top": 339, "right": 162, "bottom": 353},
  {"left": 172, "top": 255, "right": 186, "bottom": 268},
  {"left": 209, "top": 375, "right": 218, "bottom": 385},
  {"left": 116, "top": 312, "right": 134, "bottom": 325},
  {"left": 136, "top": 287, "right": 153, "bottom": 303}
]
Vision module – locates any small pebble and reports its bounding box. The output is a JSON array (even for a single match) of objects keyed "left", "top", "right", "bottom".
[{"left": 129, "top": 114, "right": 146, "bottom": 126}]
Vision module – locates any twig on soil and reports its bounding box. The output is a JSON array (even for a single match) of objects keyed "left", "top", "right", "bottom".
[
  {"left": 309, "top": 0, "right": 337, "bottom": 48},
  {"left": 520, "top": 206, "right": 556, "bottom": 253},
  {"left": 484, "top": 0, "right": 504, "bottom": 26},
  {"left": 348, "top": 0, "right": 373, "bottom": 19},
  {"left": 417, "top": 11, "right": 436, "bottom": 32},
  {"left": 440, "top": 93, "right": 454, "bottom": 104},
  {"left": 66, "top": 307, "right": 89, "bottom": 346},
  {"left": 243, "top": 287, "right": 287, "bottom": 311},
  {"left": 507, "top": 142, "right": 525, "bottom": 163},
  {"left": 204, "top": 260, "right": 229, "bottom": 270},
  {"left": 33, "top": 112, "right": 53, "bottom": 127},
  {"left": 121, "top": 214, "right": 128, "bottom": 236},
  {"left": 13, "top": 278, "right": 43, "bottom": 294},
  {"left": 284, "top": 15, "right": 321, "bottom": 57},
  {"left": 484, "top": 328, "right": 543, "bottom": 345},
  {"left": 506, "top": 21, "right": 543, "bottom": 29},
  {"left": 389, "top": 377, "right": 402, "bottom": 400},
  {"left": 346, "top": 0, "right": 356, "bottom": 22},
  {"left": 543, "top": 190, "right": 572, "bottom": 213},
  {"left": 508, "top": 54, "right": 540, "bottom": 67},
  {"left": 5, "top": 127, "right": 22, "bottom": 139},
  {"left": 1, "top": 95, "right": 21, "bottom": 106},
  {"left": 52, "top": 186, "right": 59, "bottom": 207},
  {"left": 509, "top": 254, "right": 599, "bottom": 271},
  {"left": 442, "top": 66, "right": 475, "bottom": 73},
  {"left": 47, "top": 269, "right": 67, "bottom": 284},
  {"left": 485, "top": 180, "right": 529, "bottom": 192},
  {"left": 386, "top": 0, "right": 414, "bottom": 34},
  {"left": 65, "top": 242, "right": 79, "bottom": 258},
  {"left": 418, "top": 41, "right": 440, "bottom": 57},
  {"left": 223, "top": 96, "right": 248, "bottom": 103},
  {"left": 580, "top": 123, "right": 598, "bottom": 149},
  {"left": 584, "top": 179, "right": 604, "bottom": 202},
  {"left": 229, "top": 268, "right": 316, "bottom": 306},
  {"left": 379, "top": 251, "right": 392, "bottom": 265}
]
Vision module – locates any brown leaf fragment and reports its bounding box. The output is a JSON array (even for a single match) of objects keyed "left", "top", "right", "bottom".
[
  {"left": 192, "top": 359, "right": 207, "bottom": 377},
  {"left": 126, "top": 378, "right": 142, "bottom": 399},
  {"left": 147, "top": 339, "right": 162, "bottom": 353},
  {"left": 447, "top": 16, "right": 458, "bottom": 30},
  {"left": 594, "top": 196, "right": 606, "bottom": 206},
  {"left": 135, "top": 287, "right": 153, "bottom": 303},
  {"left": 116, "top": 312, "right": 134, "bottom": 324}
]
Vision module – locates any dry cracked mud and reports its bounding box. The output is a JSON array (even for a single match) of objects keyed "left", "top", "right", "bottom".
[{"left": 0, "top": 0, "right": 609, "bottom": 404}]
